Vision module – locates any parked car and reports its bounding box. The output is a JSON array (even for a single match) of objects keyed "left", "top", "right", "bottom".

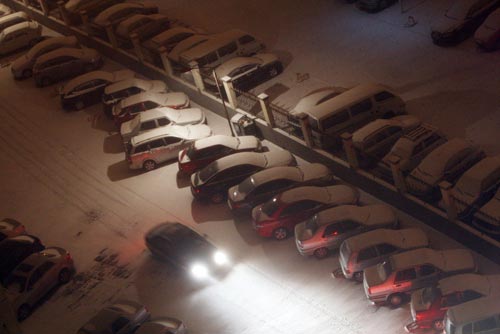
[
  {"left": 11, "top": 35, "right": 79, "bottom": 79},
  {"left": 0, "top": 218, "right": 26, "bottom": 241},
  {"left": 136, "top": 317, "right": 187, "bottom": 334},
  {"left": 91, "top": 2, "right": 158, "bottom": 36},
  {"left": 0, "top": 235, "right": 45, "bottom": 282},
  {"left": 0, "top": 21, "right": 42, "bottom": 56},
  {"left": 191, "top": 150, "right": 297, "bottom": 204},
  {"left": 120, "top": 107, "right": 206, "bottom": 143},
  {"left": 252, "top": 184, "right": 360, "bottom": 240},
  {"left": 338, "top": 228, "right": 429, "bottom": 281},
  {"left": 33, "top": 47, "right": 103, "bottom": 87},
  {"left": 442, "top": 295, "right": 500, "bottom": 334},
  {"left": 0, "top": 4, "right": 13, "bottom": 18},
  {"left": 406, "top": 138, "right": 485, "bottom": 200},
  {"left": 363, "top": 248, "right": 477, "bottom": 307},
  {"left": 451, "top": 156, "right": 500, "bottom": 218},
  {"left": 178, "top": 134, "right": 263, "bottom": 175},
  {"left": 4, "top": 247, "right": 74, "bottom": 321},
  {"left": 352, "top": 115, "right": 421, "bottom": 166},
  {"left": 112, "top": 91, "right": 189, "bottom": 126},
  {"left": 406, "top": 274, "right": 500, "bottom": 332},
  {"left": 227, "top": 163, "right": 334, "bottom": 212},
  {"left": 77, "top": 300, "right": 150, "bottom": 334},
  {"left": 168, "top": 34, "right": 212, "bottom": 64},
  {"left": 64, "top": 0, "right": 122, "bottom": 25},
  {"left": 60, "top": 69, "right": 135, "bottom": 110},
  {"left": 126, "top": 124, "right": 212, "bottom": 171},
  {"left": 382, "top": 124, "right": 447, "bottom": 173},
  {"left": 116, "top": 13, "right": 170, "bottom": 48},
  {"left": 430, "top": 0, "right": 499, "bottom": 46},
  {"left": 356, "top": 0, "right": 398, "bottom": 13},
  {"left": 0, "top": 12, "right": 29, "bottom": 33},
  {"left": 205, "top": 53, "right": 283, "bottom": 93},
  {"left": 295, "top": 204, "right": 398, "bottom": 259},
  {"left": 474, "top": 7, "right": 500, "bottom": 50},
  {"left": 472, "top": 187, "right": 500, "bottom": 236},
  {"left": 142, "top": 26, "right": 195, "bottom": 53},
  {"left": 102, "top": 78, "right": 167, "bottom": 117},
  {"left": 290, "top": 87, "right": 348, "bottom": 117},
  {"left": 145, "top": 222, "right": 230, "bottom": 279}
]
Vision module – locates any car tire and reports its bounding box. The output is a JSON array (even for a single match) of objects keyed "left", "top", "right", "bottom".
[
  {"left": 40, "top": 77, "right": 52, "bottom": 87},
  {"left": 388, "top": 293, "right": 404, "bottom": 307},
  {"left": 210, "top": 192, "right": 224, "bottom": 204},
  {"left": 75, "top": 101, "right": 85, "bottom": 111},
  {"left": 58, "top": 268, "right": 72, "bottom": 284},
  {"left": 432, "top": 319, "right": 444, "bottom": 331},
  {"left": 353, "top": 271, "right": 363, "bottom": 282},
  {"left": 269, "top": 66, "right": 279, "bottom": 77},
  {"left": 313, "top": 247, "right": 329, "bottom": 259},
  {"left": 273, "top": 227, "right": 288, "bottom": 240},
  {"left": 17, "top": 304, "right": 31, "bottom": 322},
  {"left": 143, "top": 160, "right": 156, "bottom": 172},
  {"left": 22, "top": 69, "right": 33, "bottom": 78}
]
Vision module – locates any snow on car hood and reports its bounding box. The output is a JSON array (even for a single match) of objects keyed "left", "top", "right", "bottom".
[
  {"left": 431, "top": 16, "right": 458, "bottom": 34},
  {"left": 167, "top": 107, "right": 205, "bottom": 125}
]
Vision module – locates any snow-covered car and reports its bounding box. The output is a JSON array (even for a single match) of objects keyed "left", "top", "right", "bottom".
[
  {"left": 60, "top": 69, "right": 135, "bottom": 111},
  {"left": 474, "top": 8, "right": 500, "bottom": 51},
  {"left": 252, "top": 185, "right": 360, "bottom": 240},
  {"left": 92, "top": 2, "right": 158, "bottom": 30},
  {"left": 116, "top": 13, "right": 170, "bottom": 48},
  {"left": 120, "top": 107, "right": 206, "bottom": 143},
  {"left": 0, "top": 12, "right": 29, "bottom": 33},
  {"left": 472, "top": 187, "right": 500, "bottom": 235},
  {"left": 205, "top": 53, "right": 283, "bottom": 92},
  {"left": 227, "top": 163, "right": 334, "bottom": 212},
  {"left": 0, "top": 4, "right": 13, "bottom": 18},
  {"left": 4, "top": 247, "right": 74, "bottom": 321},
  {"left": 168, "top": 34, "right": 211, "bottom": 64},
  {"left": 442, "top": 295, "right": 500, "bottom": 334},
  {"left": 363, "top": 248, "right": 477, "bottom": 307},
  {"left": 338, "top": 228, "right": 429, "bottom": 281},
  {"left": 11, "top": 35, "right": 79, "bottom": 79},
  {"left": 356, "top": 0, "right": 397, "bottom": 13},
  {"left": 77, "top": 300, "right": 150, "bottom": 334},
  {"left": 295, "top": 204, "right": 398, "bottom": 259},
  {"left": 352, "top": 115, "right": 421, "bottom": 165},
  {"left": 406, "top": 274, "right": 500, "bottom": 332},
  {"left": 0, "top": 21, "right": 42, "bottom": 56},
  {"left": 142, "top": 27, "right": 195, "bottom": 53},
  {"left": 145, "top": 222, "right": 231, "bottom": 280},
  {"left": 102, "top": 78, "right": 167, "bottom": 116},
  {"left": 126, "top": 124, "right": 212, "bottom": 171},
  {"left": 382, "top": 124, "right": 447, "bottom": 173},
  {"left": 451, "top": 156, "right": 500, "bottom": 218},
  {"left": 33, "top": 47, "right": 103, "bottom": 87},
  {"left": 64, "top": 0, "right": 121, "bottom": 25},
  {"left": 136, "top": 317, "right": 187, "bottom": 334},
  {"left": 406, "top": 138, "right": 485, "bottom": 200},
  {"left": 0, "top": 235, "right": 45, "bottom": 282},
  {"left": 430, "top": 0, "right": 499, "bottom": 46},
  {"left": 178, "top": 134, "right": 263, "bottom": 175},
  {"left": 191, "top": 151, "right": 297, "bottom": 204},
  {"left": 0, "top": 218, "right": 26, "bottom": 242},
  {"left": 113, "top": 91, "right": 190, "bottom": 126}
]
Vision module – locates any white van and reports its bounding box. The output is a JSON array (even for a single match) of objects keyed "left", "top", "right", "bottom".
[
  {"left": 288, "top": 83, "right": 406, "bottom": 149},
  {"left": 178, "top": 29, "right": 264, "bottom": 71},
  {"left": 443, "top": 295, "right": 500, "bottom": 334}
]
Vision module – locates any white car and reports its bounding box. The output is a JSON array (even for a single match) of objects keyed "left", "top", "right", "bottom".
[
  {"left": 168, "top": 34, "right": 211, "bottom": 63},
  {"left": 0, "top": 4, "right": 13, "bottom": 18},
  {"left": 0, "top": 218, "right": 26, "bottom": 241},
  {"left": 120, "top": 107, "right": 206, "bottom": 143},
  {"left": 0, "top": 21, "right": 41, "bottom": 56},
  {"left": 289, "top": 87, "right": 348, "bottom": 119},
  {"left": 92, "top": 2, "right": 158, "bottom": 28},
  {"left": 0, "top": 12, "right": 29, "bottom": 33}
]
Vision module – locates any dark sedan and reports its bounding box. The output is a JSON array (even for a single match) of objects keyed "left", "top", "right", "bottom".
[{"left": 0, "top": 235, "right": 45, "bottom": 283}]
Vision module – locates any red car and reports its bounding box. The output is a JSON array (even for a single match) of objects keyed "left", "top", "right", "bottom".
[
  {"left": 178, "top": 134, "right": 262, "bottom": 175},
  {"left": 251, "top": 184, "right": 359, "bottom": 240}
]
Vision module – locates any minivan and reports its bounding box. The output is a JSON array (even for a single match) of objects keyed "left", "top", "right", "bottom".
[
  {"left": 0, "top": 21, "right": 41, "bottom": 56},
  {"left": 288, "top": 83, "right": 406, "bottom": 149},
  {"left": 443, "top": 295, "right": 500, "bottom": 334}
]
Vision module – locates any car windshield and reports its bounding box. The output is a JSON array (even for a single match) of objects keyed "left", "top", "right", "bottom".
[
  {"left": 304, "top": 215, "right": 319, "bottom": 234},
  {"left": 261, "top": 197, "right": 280, "bottom": 216},
  {"left": 186, "top": 144, "right": 197, "bottom": 159},
  {"left": 5, "top": 274, "right": 27, "bottom": 293},
  {"left": 237, "top": 177, "right": 255, "bottom": 196},
  {"left": 199, "top": 161, "right": 219, "bottom": 183},
  {"left": 422, "top": 286, "right": 439, "bottom": 305},
  {"left": 377, "top": 260, "right": 392, "bottom": 282},
  {"left": 445, "top": 1, "right": 470, "bottom": 20},
  {"left": 129, "top": 115, "right": 141, "bottom": 131}
]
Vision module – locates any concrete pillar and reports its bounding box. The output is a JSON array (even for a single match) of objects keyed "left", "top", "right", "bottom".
[
  {"left": 81, "top": 10, "right": 91, "bottom": 34},
  {"left": 189, "top": 61, "right": 205, "bottom": 92},
  {"left": 39, "top": 0, "right": 50, "bottom": 15},
  {"left": 387, "top": 154, "right": 407, "bottom": 193},
  {"left": 341, "top": 132, "right": 359, "bottom": 169},
  {"left": 158, "top": 46, "right": 173, "bottom": 76},
  {"left": 105, "top": 23, "right": 118, "bottom": 48},
  {"left": 130, "top": 32, "right": 144, "bottom": 62},
  {"left": 439, "top": 181, "right": 458, "bottom": 222},
  {"left": 258, "top": 93, "right": 275, "bottom": 128},
  {"left": 297, "top": 112, "right": 313, "bottom": 148},
  {"left": 221, "top": 76, "right": 238, "bottom": 109},
  {"left": 57, "top": 0, "right": 71, "bottom": 26}
]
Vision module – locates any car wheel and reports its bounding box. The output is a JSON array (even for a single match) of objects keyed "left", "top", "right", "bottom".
[
  {"left": 17, "top": 304, "right": 31, "bottom": 322},
  {"left": 313, "top": 247, "right": 329, "bottom": 259},
  {"left": 41, "top": 77, "right": 52, "bottom": 87},
  {"left": 353, "top": 271, "right": 363, "bottom": 282},
  {"left": 388, "top": 293, "right": 404, "bottom": 307},
  {"left": 58, "top": 268, "right": 72, "bottom": 284},
  {"left": 273, "top": 227, "right": 288, "bottom": 240},
  {"left": 143, "top": 160, "right": 156, "bottom": 172},
  {"left": 432, "top": 319, "right": 444, "bottom": 331},
  {"left": 210, "top": 192, "right": 224, "bottom": 204},
  {"left": 22, "top": 69, "right": 33, "bottom": 78},
  {"left": 269, "top": 67, "right": 279, "bottom": 77},
  {"left": 75, "top": 101, "right": 85, "bottom": 111}
]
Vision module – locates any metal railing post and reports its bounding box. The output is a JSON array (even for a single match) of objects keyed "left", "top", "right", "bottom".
[
  {"left": 105, "top": 23, "right": 118, "bottom": 48},
  {"left": 258, "top": 93, "right": 275, "bottom": 128},
  {"left": 39, "top": 0, "right": 50, "bottom": 15},
  {"left": 387, "top": 154, "right": 407, "bottom": 193},
  {"left": 130, "top": 32, "right": 144, "bottom": 62},
  {"left": 341, "top": 132, "right": 359, "bottom": 169},
  {"left": 440, "top": 181, "right": 458, "bottom": 222},
  {"left": 189, "top": 61, "right": 205, "bottom": 92},
  {"left": 57, "top": 0, "right": 71, "bottom": 26},
  {"left": 80, "top": 10, "right": 91, "bottom": 34},
  {"left": 158, "top": 46, "right": 173, "bottom": 76},
  {"left": 221, "top": 76, "right": 238, "bottom": 109},
  {"left": 298, "top": 112, "right": 313, "bottom": 148}
]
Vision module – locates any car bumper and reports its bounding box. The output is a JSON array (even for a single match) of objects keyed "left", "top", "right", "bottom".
[{"left": 252, "top": 221, "right": 274, "bottom": 238}]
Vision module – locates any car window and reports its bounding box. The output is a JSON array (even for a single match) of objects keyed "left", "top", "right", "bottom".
[
  {"left": 140, "top": 120, "right": 157, "bottom": 131},
  {"left": 376, "top": 243, "right": 398, "bottom": 255},
  {"left": 418, "top": 264, "right": 437, "bottom": 276},
  {"left": 323, "top": 222, "right": 341, "bottom": 237},
  {"left": 462, "top": 290, "right": 483, "bottom": 303},
  {"left": 338, "top": 220, "right": 359, "bottom": 232},
  {"left": 133, "top": 143, "right": 149, "bottom": 154},
  {"left": 127, "top": 103, "right": 144, "bottom": 115},
  {"left": 394, "top": 268, "right": 417, "bottom": 283},
  {"left": 74, "top": 81, "right": 95, "bottom": 92},
  {"left": 229, "top": 64, "right": 257, "bottom": 77},
  {"left": 163, "top": 136, "right": 182, "bottom": 146},
  {"left": 143, "top": 101, "right": 158, "bottom": 109},
  {"left": 148, "top": 138, "right": 165, "bottom": 149},
  {"left": 473, "top": 317, "right": 497, "bottom": 333},
  {"left": 463, "top": 323, "right": 473, "bottom": 334},
  {"left": 374, "top": 91, "right": 395, "bottom": 102},
  {"left": 280, "top": 200, "right": 320, "bottom": 217},
  {"left": 254, "top": 179, "right": 294, "bottom": 195},
  {"left": 413, "top": 142, "right": 425, "bottom": 155},
  {"left": 218, "top": 42, "right": 237, "bottom": 57},
  {"left": 197, "top": 51, "right": 218, "bottom": 67},
  {"left": 157, "top": 117, "right": 170, "bottom": 126},
  {"left": 322, "top": 110, "right": 349, "bottom": 130},
  {"left": 111, "top": 317, "right": 130, "bottom": 334},
  {"left": 350, "top": 98, "right": 372, "bottom": 117},
  {"left": 423, "top": 133, "right": 442, "bottom": 147},
  {"left": 195, "top": 146, "right": 223, "bottom": 159},
  {"left": 54, "top": 56, "right": 76, "bottom": 65},
  {"left": 238, "top": 34, "right": 255, "bottom": 44},
  {"left": 358, "top": 246, "right": 378, "bottom": 261},
  {"left": 385, "top": 126, "right": 401, "bottom": 136}
]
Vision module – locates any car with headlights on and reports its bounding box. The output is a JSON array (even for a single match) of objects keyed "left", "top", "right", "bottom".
[
  {"left": 60, "top": 69, "right": 135, "bottom": 110},
  {"left": 227, "top": 163, "right": 334, "bottom": 213},
  {"left": 430, "top": 0, "right": 499, "bottom": 46},
  {"left": 77, "top": 300, "right": 150, "bottom": 334},
  {"left": 11, "top": 35, "right": 79, "bottom": 79},
  {"left": 112, "top": 91, "right": 189, "bottom": 126},
  {"left": 0, "top": 218, "right": 26, "bottom": 242},
  {"left": 295, "top": 204, "right": 398, "bottom": 259},
  {"left": 363, "top": 248, "right": 477, "bottom": 307},
  {"left": 474, "top": 8, "right": 500, "bottom": 50},
  {"left": 178, "top": 134, "right": 262, "bottom": 175},
  {"left": 0, "top": 235, "right": 45, "bottom": 283},
  {"left": 406, "top": 273, "right": 500, "bottom": 332},
  {"left": 0, "top": 21, "right": 42, "bottom": 56},
  {"left": 252, "top": 184, "right": 360, "bottom": 240},
  {"left": 136, "top": 317, "right": 187, "bottom": 334},
  {"left": 120, "top": 107, "right": 206, "bottom": 143},
  {"left": 191, "top": 150, "right": 297, "bottom": 204},
  {"left": 4, "top": 247, "right": 74, "bottom": 321},
  {"left": 145, "top": 222, "right": 230, "bottom": 280}
]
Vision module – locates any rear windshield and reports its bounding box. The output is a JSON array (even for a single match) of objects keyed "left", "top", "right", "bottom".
[
  {"left": 237, "top": 177, "right": 255, "bottom": 196},
  {"left": 199, "top": 161, "right": 219, "bottom": 183},
  {"left": 261, "top": 197, "right": 281, "bottom": 216},
  {"left": 304, "top": 215, "right": 319, "bottom": 234},
  {"left": 422, "top": 286, "right": 439, "bottom": 305},
  {"left": 377, "top": 260, "right": 392, "bottom": 282},
  {"left": 5, "top": 274, "right": 27, "bottom": 293}
]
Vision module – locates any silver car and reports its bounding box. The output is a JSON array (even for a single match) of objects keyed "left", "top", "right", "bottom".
[{"left": 4, "top": 247, "right": 74, "bottom": 321}]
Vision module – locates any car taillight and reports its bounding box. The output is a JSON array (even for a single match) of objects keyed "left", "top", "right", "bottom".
[
  {"left": 65, "top": 253, "right": 72, "bottom": 261},
  {"left": 170, "top": 105, "right": 181, "bottom": 110},
  {"left": 415, "top": 312, "right": 425, "bottom": 322}
]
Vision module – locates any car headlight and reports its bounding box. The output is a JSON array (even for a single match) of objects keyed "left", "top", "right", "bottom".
[
  {"left": 190, "top": 263, "right": 209, "bottom": 279},
  {"left": 213, "top": 251, "right": 229, "bottom": 266}
]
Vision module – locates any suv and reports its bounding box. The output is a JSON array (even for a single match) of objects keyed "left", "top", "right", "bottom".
[{"left": 363, "top": 248, "right": 477, "bottom": 307}]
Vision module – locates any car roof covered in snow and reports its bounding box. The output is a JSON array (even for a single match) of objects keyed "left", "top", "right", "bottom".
[
  {"left": 150, "top": 26, "right": 194, "bottom": 46},
  {"left": 344, "top": 228, "right": 428, "bottom": 252},
  {"left": 414, "top": 138, "right": 474, "bottom": 176},
  {"left": 279, "top": 184, "right": 359, "bottom": 205},
  {"left": 249, "top": 163, "right": 330, "bottom": 187},
  {"left": 291, "top": 87, "right": 348, "bottom": 116},
  {"left": 453, "top": 155, "right": 500, "bottom": 196},
  {"left": 62, "top": 70, "right": 135, "bottom": 94},
  {"left": 35, "top": 47, "right": 97, "bottom": 65},
  {"left": 352, "top": 115, "right": 421, "bottom": 144},
  {"left": 105, "top": 78, "right": 166, "bottom": 95},
  {"left": 390, "top": 248, "right": 476, "bottom": 273},
  {"left": 315, "top": 204, "right": 396, "bottom": 227},
  {"left": 131, "top": 124, "right": 211, "bottom": 146},
  {"left": 120, "top": 91, "right": 186, "bottom": 108},
  {"left": 214, "top": 53, "right": 278, "bottom": 78},
  {"left": 446, "top": 295, "right": 500, "bottom": 325},
  {"left": 94, "top": 2, "right": 156, "bottom": 26},
  {"left": 438, "top": 273, "right": 500, "bottom": 297},
  {"left": 203, "top": 150, "right": 294, "bottom": 175},
  {"left": 192, "top": 134, "right": 260, "bottom": 151}
]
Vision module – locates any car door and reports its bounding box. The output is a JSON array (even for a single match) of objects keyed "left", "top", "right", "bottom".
[
  {"left": 147, "top": 138, "right": 168, "bottom": 163},
  {"left": 321, "top": 221, "right": 343, "bottom": 248},
  {"left": 392, "top": 267, "right": 417, "bottom": 293},
  {"left": 57, "top": 56, "right": 80, "bottom": 79},
  {"left": 138, "top": 119, "right": 157, "bottom": 136}
]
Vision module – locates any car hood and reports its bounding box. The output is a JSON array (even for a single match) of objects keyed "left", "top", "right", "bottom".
[
  {"left": 120, "top": 119, "right": 135, "bottom": 138},
  {"left": 431, "top": 16, "right": 459, "bottom": 34},
  {"left": 410, "top": 166, "right": 441, "bottom": 187},
  {"left": 150, "top": 80, "right": 168, "bottom": 93},
  {"left": 166, "top": 107, "right": 205, "bottom": 125},
  {"left": 265, "top": 151, "right": 296, "bottom": 168},
  {"left": 363, "top": 265, "right": 385, "bottom": 289},
  {"left": 163, "top": 92, "right": 189, "bottom": 108}
]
